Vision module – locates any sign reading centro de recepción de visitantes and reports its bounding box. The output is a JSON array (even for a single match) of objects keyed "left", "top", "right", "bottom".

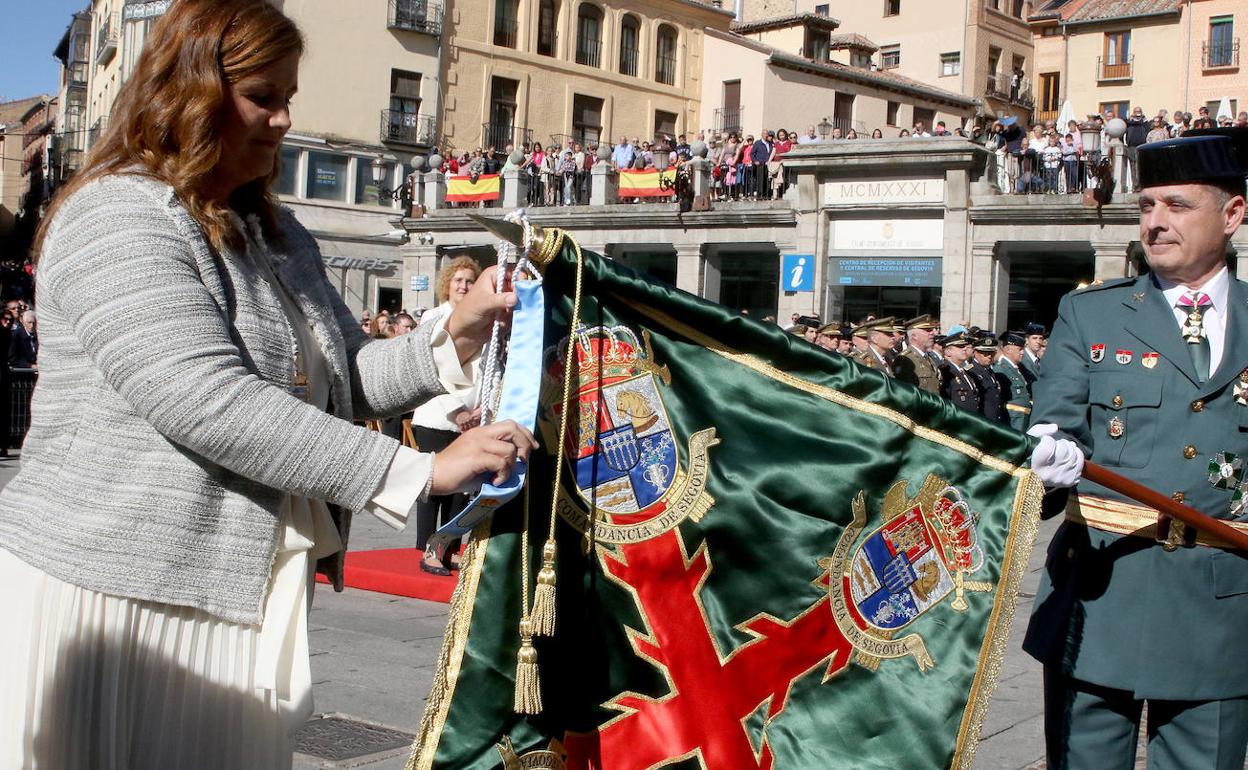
[
  {"left": 823, "top": 178, "right": 945, "bottom": 207},
  {"left": 827, "top": 258, "right": 942, "bottom": 287}
]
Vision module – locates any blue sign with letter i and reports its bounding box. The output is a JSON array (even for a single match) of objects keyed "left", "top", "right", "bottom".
[{"left": 782, "top": 254, "right": 815, "bottom": 293}]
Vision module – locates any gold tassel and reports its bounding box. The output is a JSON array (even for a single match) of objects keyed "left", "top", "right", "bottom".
[
  {"left": 514, "top": 619, "right": 543, "bottom": 714},
  {"left": 530, "top": 540, "right": 557, "bottom": 637}
]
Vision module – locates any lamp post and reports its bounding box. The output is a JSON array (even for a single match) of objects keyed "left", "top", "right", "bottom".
[
  {"left": 817, "top": 117, "right": 833, "bottom": 140},
  {"left": 370, "top": 155, "right": 404, "bottom": 204}
]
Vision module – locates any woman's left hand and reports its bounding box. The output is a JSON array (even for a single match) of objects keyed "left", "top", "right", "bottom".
[{"left": 445, "top": 265, "right": 516, "bottom": 363}]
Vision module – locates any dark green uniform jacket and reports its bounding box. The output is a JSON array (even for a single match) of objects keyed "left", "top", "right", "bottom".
[
  {"left": 1024, "top": 273, "right": 1248, "bottom": 700},
  {"left": 994, "top": 358, "right": 1034, "bottom": 432},
  {"left": 893, "top": 347, "right": 941, "bottom": 394}
]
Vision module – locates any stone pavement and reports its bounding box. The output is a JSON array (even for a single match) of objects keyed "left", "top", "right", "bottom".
[{"left": 0, "top": 455, "right": 1164, "bottom": 768}]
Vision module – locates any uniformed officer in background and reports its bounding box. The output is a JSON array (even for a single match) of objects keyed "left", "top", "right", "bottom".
[
  {"left": 994, "top": 331, "right": 1034, "bottom": 431},
  {"left": 814, "top": 322, "right": 842, "bottom": 353},
  {"left": 938, "top": 331, "right": 980, "bottom": 413},
  {"left": 892, "top": 315, "right": 942, "bottom": 393},
  {"left": 1024, "top": 129, "right": 1248, "bottom": 769},
  {"left": 856, "top": 317, "right": 901, "bottom": 375},
  {"left": 968, "top": 334, "right": 1009, "bottom": 423},
  {"left": 1021, "top": 321, "right": 1046, "bottom": 379}
]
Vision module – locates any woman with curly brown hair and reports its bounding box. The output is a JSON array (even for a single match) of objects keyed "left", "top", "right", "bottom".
[
  {"left": 412, "top": 255, "right": 483, "bottom": 575},
  {"left": 0, "top": 1, "right": 535, "bottom": 767}
]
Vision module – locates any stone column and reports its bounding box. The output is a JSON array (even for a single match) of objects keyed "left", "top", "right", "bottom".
[
  {"left": 675, "top": 243, "right": 703, "bottom": 296},
  {"left": 501, "top": 168, "right": 528, "bottom": 209},
  {"left": 702, "top": 246, "right": 722, "bottom": 303},
  {"left": 402, "top": 245, "right": 439, "bottom": 313},
  {"left": 965, "top": 243, "right": 1007, "bottom": 330},
  {"left": 423, "top": 171, "right": 446, "bottom": 211},
  {"left": 591, "top": 164, "right": 618, "bottom": 206},
  {"left": 1092, "top": 241, "right": 1131, "bottom": 281},
  {"left": 1233, "top": 240, "right": 1248, "bottom": 281}
]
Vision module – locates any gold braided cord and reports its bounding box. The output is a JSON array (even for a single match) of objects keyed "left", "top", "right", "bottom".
[
  {"left": 530, "top": 235, "right": 585, "bottom": 639},
  {"left": 530, "top": 227, "right": 564, "bottom": 270}
]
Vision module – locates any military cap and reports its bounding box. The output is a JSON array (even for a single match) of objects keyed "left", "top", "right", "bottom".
[
  {"left": 1023, "top": 322, "right": 1047, "bottom": 337},
  {"left": 840, "top": 324, "right": 854, "bottom": 339},
  {"left": 796, "top": 314, "right": 822, "bottom": 329},
  {"left": 817, "top": 322, "right": 843, "bottom": 337},
  {"left": 973, "top": 335, "right": 1000, "bottom": 352},
  {"left": 999, "top": 331, "right": 1026, "bottom": 348},
  {"left": 790, "top": 324, "right": 809, "bottom": 337},
  {"left": 904, "top": 314, "right": 939, "bottom": 330},
  {"left": 933, "top": 334, "right": 947, "bottom": 346},
  {"left": 856, "top": 316, "right": 902, "bottom": 335},
  {"left": 1137, "top": 133, "right": 1247, "bottom": 189},
  {"left": 942, "top": 331, "right": 971, "bottom": 348}
]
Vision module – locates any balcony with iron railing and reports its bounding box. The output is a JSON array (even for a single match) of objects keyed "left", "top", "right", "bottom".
[
  {"left": 619, "top": 47, "right": 639, "bottom": 77},
  {"left": 387, "top": 0, "right": 442, "bottom": 36},
  {"left": 1203, "top": 38, "right": 1240, "bottom": 69},
  {"left": 381, "top": 110, "right": 436, "bottom": 146},
  {"left": 1035, "top": 108, "right": 1059, "bottom": 124},
  {"left": 482, "top": 122, "right": 533, "bottom": 150},
  {"left": 494, "top": 15, "right": 517, "bottom": 47},
  {"left": 576, "top": 38, "right": 602, "bottom": 68},
  {"left": 96, "top": 14, "right": 119, "bottom": 65},
  {"left": 88, "top": 114, "right": 109, "bottom": 149},
  {"left": 985, "top": 72, "right": 1010, "bottom": 101},
  {"left": 713, "top": 107, "right": 743, "bottom": 134},
  {"left": 656, "top": 54, "right": 677, "bottom": 86},
  {"left": 1097, "top": 55, "right": 1133, "bottom": 81}
]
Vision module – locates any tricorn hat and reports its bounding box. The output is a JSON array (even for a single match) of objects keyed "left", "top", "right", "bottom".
[{"left": 1138, "top": 132, "right": 1247, "bottom": 189}]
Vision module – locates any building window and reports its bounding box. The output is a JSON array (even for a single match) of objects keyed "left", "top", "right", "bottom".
[
  {"left": 537, "top": 0, "right": 558, "bottom": 57},
  {"left": 884, "top": 0, "right": 900, "bottom": 16},
  {"left": 1102, "top": 30, "right": 1130, "bottom": 77},
  {"left": 851, "top": 51, "right": 872, "bottom": 68},
  {"left": 1010, "top": 0, "right": 1024, "bottom": 17},
  {"left": 1208, "top": 16, "right": 1235, "bottom": 67},
  {"left": 986, "top": 0, "right": 1000, "bottom": 10},
  {"left": 619, "top": 14, "right": 640, "bottom": 76},
  {"left": 656, "top": 25, "right": 678, "bottom": 85},
  {"left": 1038, "top": 72, "right": 1060, "bottom": 113},
  {"left": 576, "top": 4, "right": 603, "bottom": 67},
  {"left": 306, "top": 151, "right": 349, "bottom": 201},
  {"left": 815, "top": 3, "right": 829, "bottom": 15},
  {"left": 1099, "top": 100, "right": 1129, "bottom": 119},
  {"left": 276, "top": 145, "right": 300, "bottom": 196},
  {"left": 913, "top": 107, "right": 935, "bottom": 133},
  {"left": 1040, "top": 24, "right": 1061, "bottom": 37},
  {"left": 355, "top": 157, "right": 395, "bottom": 206},
  {"left": 654, "top": 110, "right": 678, "bottom": 144},
  {"left": 940, "top": 52, "right": 960, "bottom": 76},
  {"left": 886, "top": 100, "right": 900, "bottom": 126},
  {"left": 805, "top": 28, "right": 830, "bottom": 62},
  {"left": 880, "top": 44, "right": 900, "bottom": 69},
  {"left": 494, "top": 0, "right": 518, "bottom": 47},
  {"left": 572, "top": 94, "right": 604, "bottom": 145},
  {"left": 718, "top": 80, "right": 742, "bottom": 133},
  {"left": 1206, "top": 98, "right": 1239, "bottom": 119}
]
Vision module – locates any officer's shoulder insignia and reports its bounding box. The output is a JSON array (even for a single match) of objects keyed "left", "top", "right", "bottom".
[{"left": 1071, "top": 277, "right": 1134, "bottom": 296}]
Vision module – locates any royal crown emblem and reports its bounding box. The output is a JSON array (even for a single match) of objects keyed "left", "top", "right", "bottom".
[
  {"left": 542, "top": 325, "right": 719, "bottom": 545},
  {"left": 826, "top": 475, "right": 992, "bottom": 671}
]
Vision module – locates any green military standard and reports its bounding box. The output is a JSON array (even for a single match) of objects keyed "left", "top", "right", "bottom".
[
  {"left": 892, "top": 314, "right": 942, "bottom": 393},
  {"left": 1024, "top": 130, "right": 1248, "bottom": 769},
  {"left": 994, "top": 331, "right": 1035, "bottom": 431}
]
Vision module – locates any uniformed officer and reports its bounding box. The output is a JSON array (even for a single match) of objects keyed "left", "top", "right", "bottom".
[
  {"left": 892, "top": 314, "right": 942, "bottom": 394},
  {"left": 1025, "top": 130, "right": 1248, "bottom": 769},
  {"left": 968, "top": 334, "right": 1009, "bottom": 424},
  {"left": 994, "top": 330, "right": 1034, "bottom": 431},
  {"left": 854, "top": 317, "right": 901, "bottom": 374},
  {"left": 849, "top": 321, "right": 872, "bottom": 360},
  {"left": 938, "top": 331, "right": 980, "bottom": 412},
  {"left": 814, "top": 322, "right": 842, "bottom": 353},
  {"left": 1021, "top": 322, "right": 1045, "bottom": 379}
]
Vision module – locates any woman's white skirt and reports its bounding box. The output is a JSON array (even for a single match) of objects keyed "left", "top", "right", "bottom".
[{"left": 0, "top": 496, "right": 340, "bottom": 770}]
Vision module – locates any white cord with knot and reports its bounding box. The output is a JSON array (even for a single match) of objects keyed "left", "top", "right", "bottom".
[{"left": 477, "top": 210, "right": 541, "bottom": 427}]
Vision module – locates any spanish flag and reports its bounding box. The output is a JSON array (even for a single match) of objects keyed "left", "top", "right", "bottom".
[
  {"left": 618, "top": 169, "right": 676, "bottom": 198},
  {"left": 446, "top": 174, "right": 501, "bottom": 203},
  {"left": 409, "top": 232, "right": 1043, "bottom": 770}
]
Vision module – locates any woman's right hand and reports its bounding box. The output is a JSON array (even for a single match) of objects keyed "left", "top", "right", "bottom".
[{"left": 430, "top": 420, "right": 539, "bottom": 494}]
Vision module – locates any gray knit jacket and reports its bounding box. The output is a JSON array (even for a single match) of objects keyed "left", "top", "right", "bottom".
[{"left": 0, "top": 174, "right": 445, "bottom": 625}]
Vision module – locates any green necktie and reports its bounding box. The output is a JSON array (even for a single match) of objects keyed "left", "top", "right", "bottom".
[{"left": 1179, "top": 291, "right": 1212, "bottom": 383}]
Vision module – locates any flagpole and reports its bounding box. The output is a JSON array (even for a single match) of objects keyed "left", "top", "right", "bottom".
[{"left": 1082, "top": 461, "right": 1248, "bottom": 551}]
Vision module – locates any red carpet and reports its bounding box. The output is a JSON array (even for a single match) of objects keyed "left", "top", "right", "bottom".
[{"left": 315, "top": 549, "right": 458, "bottom": 603}]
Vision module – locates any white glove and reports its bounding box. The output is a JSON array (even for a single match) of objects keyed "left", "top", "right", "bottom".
[{"left": 1026, "top": 423, "right": 1084, "bottom": 488}]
